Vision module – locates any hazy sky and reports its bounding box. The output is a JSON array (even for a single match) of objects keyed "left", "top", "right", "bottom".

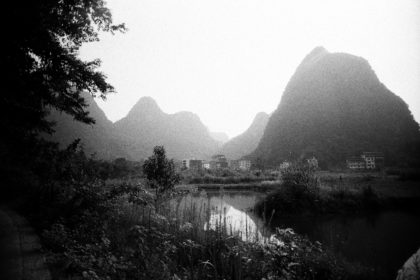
[{"left": 80, "top": 0, "right": 420, "bottom": 138}]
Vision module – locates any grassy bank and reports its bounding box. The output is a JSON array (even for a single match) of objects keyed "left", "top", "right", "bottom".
[
  {"left": 38, "top": 181, "right": 378, "bottom": 280},
  {"left": 256, "top": 167, "right": 420, "bottom": 218},
  {"left": 176, "top": 181, "right": 281, "bottom": 192},
  {"left": 182, "top": 173, "right": 277, "bottom": 185}
]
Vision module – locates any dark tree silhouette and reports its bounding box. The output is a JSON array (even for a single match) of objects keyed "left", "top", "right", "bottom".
[
  {"left": 1, "top": 1, "right": 125, "bottom": 197},
  {"left": 143, "top": 146, "right": 180, "bottom": 207}
]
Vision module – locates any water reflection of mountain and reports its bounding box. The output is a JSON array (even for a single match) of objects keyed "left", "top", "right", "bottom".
[{"left": 170, "top": 191, "right": 272, "bottom": 242}]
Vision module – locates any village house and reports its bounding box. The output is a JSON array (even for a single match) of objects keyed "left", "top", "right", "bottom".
[
  {"left": 279, "top": 161, "right": 291, "bottom": 170},
  {"left": 202, "top": 161, "right": 210, "bottom": 170},
  {"left": 181, "top": 159, "right": 189, "bottom": 169},
  {"left": 239, "top": 159, "right": 251, "bottom": 171},
  {"left": 346, "top": 152, "right": 384, "bottom": 170},
  {"left": 361, "top": 152, "right": 384, "bottom": 170},
  {"left": 228, "top": 159, "right": 251, "bottom": 171},
  {"left": 346, "top": 156, "right": 366, "bottom": 170},
  {"left": 182, "top": 159, "right": 203, "bottom": 171},
  {"left": 210, "top": 154, "right": 228, "bottom": 169}
]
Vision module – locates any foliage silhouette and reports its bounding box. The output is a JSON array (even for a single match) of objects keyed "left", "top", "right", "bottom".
[
  {"left": 143, "top": 146, "right": 180, "bottom": 208},
  {"left": 1, "top": 1, "right": 125, "bottom": 198}
]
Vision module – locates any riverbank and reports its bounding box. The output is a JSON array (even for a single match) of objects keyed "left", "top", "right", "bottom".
[
  {"left": 176, "top": 180, "right": 281, "bottom": 192},
  {"left": 178, "top": 171, "right": 420, "bottom": 197},
  {"left": 37, "top": 182, "right": 374, "bottom": 280},
  {"left": 317, "top": 171, "right": 420, "bottom": 198},
  {"left": 171, "top": 187, "right": 420, "bottom": 280},
  {"left": 255, "top": 169, "right": 420, "bottom": 218},
  {"left": 28, "top": 168, "right": 420, "bottom": 280}
]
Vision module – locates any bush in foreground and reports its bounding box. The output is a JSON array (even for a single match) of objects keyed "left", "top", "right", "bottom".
[{"left": 40, "top": 180, "right": 357, "bottom": 280}]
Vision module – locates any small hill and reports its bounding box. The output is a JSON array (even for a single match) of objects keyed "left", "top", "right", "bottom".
[
  {"left": 114, "top": 97, "right": 219, "bottom": 160},
  {"left": 251, "top": 47, "right": 420, "bottom": 167},
  {"left": 220, "top": 112, "right": 269, "bottom": 160}
]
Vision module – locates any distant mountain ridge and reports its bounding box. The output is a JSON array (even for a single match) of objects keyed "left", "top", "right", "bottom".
[
  {"left": 48, "top": 47, "right": 420, "bottom": 166},
  {"left": 220, "top": 112, "right": 269, "bottom": 160},
  {"left": 251, "top": 47, "right": 420, "bottom": 167},
  {"left": 112, "top": 96, "right": 220, "bottom": 160},
  {"left": 49, "top": 95, "right": 220, "bottom": 161}
]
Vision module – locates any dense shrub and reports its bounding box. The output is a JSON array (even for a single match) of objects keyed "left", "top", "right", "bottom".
[{"left": 255, "top": 164, "right": 383, "bottom": 217}]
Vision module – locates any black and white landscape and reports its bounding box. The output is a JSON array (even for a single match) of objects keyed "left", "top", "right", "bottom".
[{"left": 1, "top": 1, "right": 420, "bottom": 280}]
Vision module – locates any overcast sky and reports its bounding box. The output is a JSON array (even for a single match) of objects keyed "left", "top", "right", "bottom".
[{"left": 80, "top": 0, "right": 420, "bottom": 138}]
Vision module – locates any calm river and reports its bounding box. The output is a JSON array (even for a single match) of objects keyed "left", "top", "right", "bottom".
[{"left": 170, "top": 190, "right": 420, "bottom": 279}]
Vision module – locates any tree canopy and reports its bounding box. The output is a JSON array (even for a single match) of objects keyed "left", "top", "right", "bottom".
[
  {"left": 143, "top": 146, "right": 180, "bottom": 196},
  {"left": 1, "top": 1, "right": 125, "bottom": 196}
]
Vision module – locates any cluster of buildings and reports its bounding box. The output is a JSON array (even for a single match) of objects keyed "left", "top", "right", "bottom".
[
  {"left": 277, "top": 152, "right": 385, "bottom": 172},
  {"left": 181, "top": 152, "right": 385, "bottom": 173},
  {"left": 346, "top": 152, "right": 384, "bottom": 170},
  {"left": 182, "top": 154, "right": 252, "bottom": 172}
]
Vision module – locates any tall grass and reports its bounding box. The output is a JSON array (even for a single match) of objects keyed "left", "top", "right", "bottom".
[
  {"left": 255, "top": 164, "right": 384, "bottom": 218},
  {"left": 42, "top": 182, "right": 355, "bottom": 279}
]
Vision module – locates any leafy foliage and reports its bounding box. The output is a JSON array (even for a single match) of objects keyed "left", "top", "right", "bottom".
[
  {"left": 281, "top": 163, "right": 319, "bottom": 191},
  {"left": 1, "top": 0, "right": 125, "bottom": 198},
  {"left": 255, "top": 163, "right": 386, "bottom": 216},
  {"left": 143, "top": 146, "right": 180, "bottom": 194},
  {"left": 42, "top": 180, "right": 349, "bottom": 280}
]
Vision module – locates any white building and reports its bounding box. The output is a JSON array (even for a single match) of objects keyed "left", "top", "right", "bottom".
[
  {"left": 279, "top": 161, "right": 291, "bottom": 170},
  {"left": 238, "top": 160, "right": 251, "bottom": 171}
]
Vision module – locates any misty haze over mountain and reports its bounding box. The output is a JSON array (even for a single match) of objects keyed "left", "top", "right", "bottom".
[
  {"left": 49, "top": 96, "right": 221, "bottom": 160},
  {"left": 49, "top": 47, "right": 420, "bottom": 167},
  {"left": 114, "top": 97, "right": 219, "bottom": 159}
]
